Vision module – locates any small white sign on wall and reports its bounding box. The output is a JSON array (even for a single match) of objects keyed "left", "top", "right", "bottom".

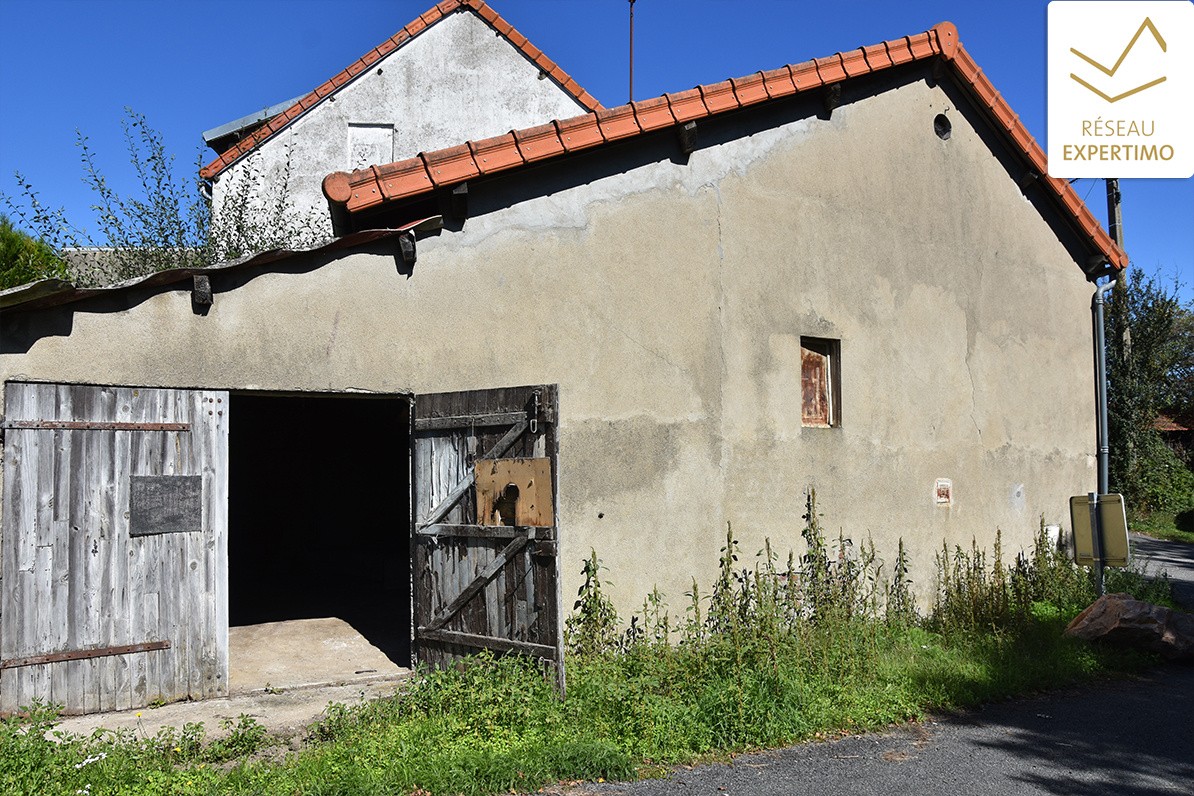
[{"left": 1048, "top": 1, "right": 1194, "bottom": 178}]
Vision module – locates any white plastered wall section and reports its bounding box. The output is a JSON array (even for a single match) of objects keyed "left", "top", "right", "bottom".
[
  {"left": 1, "top": 78, "right": 1096, "bottom": 617},
  {"left": 207, "top": 10, "right": 592, "bottom": 239}
]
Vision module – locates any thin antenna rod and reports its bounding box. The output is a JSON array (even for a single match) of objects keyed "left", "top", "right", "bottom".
[{"left": 629, "top": 0, "right": 636, "bottom": 103}]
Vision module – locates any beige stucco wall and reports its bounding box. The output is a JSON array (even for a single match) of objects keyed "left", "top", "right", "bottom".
[
  {"left": 208, "top": 10, "right": 591, "bottom": 241},
  {"left": 2, "top": 75, "right": 1097, "bottom": 619}
]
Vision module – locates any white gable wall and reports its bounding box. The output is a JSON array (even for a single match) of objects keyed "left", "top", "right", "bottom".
[{"left": 208, "top": 10, "right": 592, "bottom": 240}]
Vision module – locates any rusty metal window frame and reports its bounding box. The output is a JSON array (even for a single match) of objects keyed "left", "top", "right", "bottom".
[{"left": 800, "top": 336, "right": 841, "bottom": 429}]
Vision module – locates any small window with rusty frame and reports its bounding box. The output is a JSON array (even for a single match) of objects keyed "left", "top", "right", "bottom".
[{"left": 800, "top": 337, "right": 841, "bottom": 428}]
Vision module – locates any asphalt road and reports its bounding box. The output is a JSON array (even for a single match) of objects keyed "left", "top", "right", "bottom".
[
  {"left": 572, "top": 536, "right": 1194, "bottom": 796},
  {"left": 1131, "top": 534, "right": 1194, "bottom": 610}
]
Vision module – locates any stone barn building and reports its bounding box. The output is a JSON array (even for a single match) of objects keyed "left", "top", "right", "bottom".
[{"left": 0, "top": 20, "right": 1125, "bottom": 715}]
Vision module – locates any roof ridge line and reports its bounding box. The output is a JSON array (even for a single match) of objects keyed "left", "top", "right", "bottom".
[
  {"left": 199, "top": 0, "right": 601, "bottom": 180},
  {"left": 322, "top": 21, "right": 1127, "bottom": 272}
]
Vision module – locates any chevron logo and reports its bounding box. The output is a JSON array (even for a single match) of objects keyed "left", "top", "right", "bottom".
[{"left": 1070, "top": 17, "right": 1168, "bottom": 102}]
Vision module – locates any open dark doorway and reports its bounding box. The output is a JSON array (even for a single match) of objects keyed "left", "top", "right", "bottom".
[{"left": 228, "top": 393, "right": 411, "bottom": 689}]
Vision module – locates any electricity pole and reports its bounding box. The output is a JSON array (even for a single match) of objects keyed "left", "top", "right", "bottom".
[{"left": 629, "top": 0, "right": 636, "bottom": 104}]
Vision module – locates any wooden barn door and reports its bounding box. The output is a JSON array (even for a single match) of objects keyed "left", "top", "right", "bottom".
[
  {"left": 412, "top": 385, "right": 562, "bottom": 683},
  {"left": 0, "top": 382, "right": 228, "bottom": 714}
]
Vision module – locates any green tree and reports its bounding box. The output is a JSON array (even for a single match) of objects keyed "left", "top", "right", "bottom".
[
  {"left": 0, "top": 213, "right": 68, "bottom": 290},
  {"left": 3, "top": 108, "right": 325, "bottom": 288},
  {"left": 1105, "top": 270, "right": 1194, "bottom": 513}
]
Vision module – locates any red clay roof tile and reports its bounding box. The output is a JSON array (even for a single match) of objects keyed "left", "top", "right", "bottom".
[
  {"left": 376, "top": 160, "right": 433, "bottom": 203},
  {"left": 632, "top": 96, "right": 677, "bottom": 132},
  {"left": 596, "top": 106, "right": 640, "bottom": 142},
  {"left": 665, "top": 89, "right": 709, "bottom": 123},
  {"left": 840, "top": 50, "right": 869, "bottom": 78},
  {"left": 730, "top": 74, "right": 768, "bottom": 106},
  {"left": 556, "top": 115, "right": 605, "bottom": 152},
  {"left": 814, "top": 55, "right": 848, "bottom": 83},
  {"left": 513, "top": 123, "right": 566, "bottom": 163},
  {"left": 322, "top": 21, "right": 1128, "bottom": 271},
  {"left": 200, "top": 0, "right": 601, "bottom": 180},
  {"left": 861, "top": 43, "right": 893, "bottom": 71},
  {"left": 700, "top": 81, "right": 740, "bottom": 114},
  {"left": 422, "top": 144, "right": 481, "bottom": 187},
  {"left": 761, "top": 66, "right": 797, "bottom": 99},
  {"left": 790, "top": 61, "right": 820, "bottom": 91},
  {"left": 469, "top": 132, "right": 525, "bottom": 176}
]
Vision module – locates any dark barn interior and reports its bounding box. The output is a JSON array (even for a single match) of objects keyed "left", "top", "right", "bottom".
[{"left": 228, "top": 393, "right": 411, "bottom": 667}]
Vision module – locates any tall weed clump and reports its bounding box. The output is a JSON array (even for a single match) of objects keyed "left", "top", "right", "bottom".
[{"left": 1, "top": 498, "right": 1171, "bottom": 796}]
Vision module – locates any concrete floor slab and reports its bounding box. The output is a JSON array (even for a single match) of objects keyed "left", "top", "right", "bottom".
[{"left": 229, "top": 617, "right": 409, "bottom": 693}]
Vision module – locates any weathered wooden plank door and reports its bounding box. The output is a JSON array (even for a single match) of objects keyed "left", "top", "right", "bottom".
[
  {"left": 412, "top": 385, "right": 562, "bottom": 683},
  {"left": 0, "top": 382, "right": 228, "bottom": 714}
]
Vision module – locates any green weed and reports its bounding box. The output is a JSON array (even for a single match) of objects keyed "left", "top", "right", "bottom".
[{"left": 0, "top": 499, "right": 1176, "bottom": 796}]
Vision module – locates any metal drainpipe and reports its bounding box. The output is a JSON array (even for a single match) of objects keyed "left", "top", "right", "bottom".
[
  {"left": 1092, "top": 279, "right": 1115, "bottom": 496},
  {"left": 1091, "top": 278, "right": 1116, "bottom": 595}
]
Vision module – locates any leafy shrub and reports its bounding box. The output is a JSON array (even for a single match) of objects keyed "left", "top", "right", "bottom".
[
  {"left": 0, "top": 213, "right": 67, "bottom": 289},
  {"left": 2, "top": 109, "right": 328, "bottom": 289}
]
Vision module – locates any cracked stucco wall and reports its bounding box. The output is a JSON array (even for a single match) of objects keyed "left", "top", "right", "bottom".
[{"left": 2, "top": 75, "right": 1096, "bottom": 615}]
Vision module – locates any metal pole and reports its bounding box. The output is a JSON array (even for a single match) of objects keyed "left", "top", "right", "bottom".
[
  {"left": 1089, "top": 491, "right": 1105, "bottom": 596},
  {"left": 1091, "top": 279, "right": 1115, "bottom": 596},
  {"left": 629, "top": 0, "right": 636, "bottom": 104},
  {"left": 1093, "top": 280, "right": 1114, "bottom": 497}
]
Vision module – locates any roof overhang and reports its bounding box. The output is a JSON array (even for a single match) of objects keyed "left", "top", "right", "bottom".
[
  {"left": 0, "top": 218, "right": 442, "bottom": 314},
  {"left": 323, "top": 22, "right": 1127, "bottom": 274}
]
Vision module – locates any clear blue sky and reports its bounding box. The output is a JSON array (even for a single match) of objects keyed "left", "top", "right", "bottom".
[{"left": 0, "top": 0, "right": 1190, "bottom": 297}]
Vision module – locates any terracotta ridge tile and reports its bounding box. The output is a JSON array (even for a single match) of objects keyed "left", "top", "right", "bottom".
[
  {"left": 468, "top": 132, "right": 524, "bottom": 174},
  {"left": 790, "top": 59, "right": 822, "bottom": 91},
  {"left": 730, "top": 73, "right": 768, "bottom": 106},
  {"left": 422, "top": 143, "right": 481, "bottom": 186},
  {"left": 699, "top": 80, "right": 739, "bottom": 114},
  {"left": 840, "top": 48, "right": 869, "bottom": 78},
  {"left": 513, "top": 122, "right": 566, "bottom": 163},
  {"left": 664, "top": 88, "right": 709, "bottom": 123},
  {"left": 405, "top": 17, "right": 428, "bottom": 37},
  {"left": 472, "top": 1, "right": 501, "bottom": 24},
  {"left": 556, "top": 114, "right": 605, "bottom": 152},
  {"left": 596, "top": 104, "right": 641, "bottom": 141},
  {"left": 761, "top": 66, "right": 797, "bottom": 99},
  {"left": 632, "top": 95, "right": 677, "bottom": 131},
  {"left": 861, "top": 43, "right": 893, "bottom": 71},
  {"left": 375, "top": 158, "right": 433, "bottom": 205},
  {"left": 813, "top": 54, "right": 847, "bottom": 84},
  {"left": 885, "top": 37, "right": 915, "bottom": 65}
]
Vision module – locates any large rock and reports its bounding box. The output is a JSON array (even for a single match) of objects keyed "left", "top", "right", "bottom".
[{"left": 1064, "top": 593, "right": 1194, "bottom": 662}]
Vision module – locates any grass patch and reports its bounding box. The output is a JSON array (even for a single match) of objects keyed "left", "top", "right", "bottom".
[
  {"left": 2, "top": 495, "right": 1173, "bottom": 796},
  {"left": 1131, "top": 510, "right": 1194, "bottom": 545}
]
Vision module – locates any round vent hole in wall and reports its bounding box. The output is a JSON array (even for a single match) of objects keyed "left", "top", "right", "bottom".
[{"left": 934, "top": 113, "right": 952, "bottom": 140}]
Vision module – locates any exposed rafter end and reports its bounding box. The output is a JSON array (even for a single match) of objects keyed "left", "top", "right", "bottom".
[
  {"left": 191, "top": 275, "right": 213, "bottom": 309},
  {"left": 1018, "top": 170, "right": 1040, "bottom": 190},
  {"left": 399, "top": 231, "right": 417, "bottom": 266},
  {"left": 823, "top": 83, "right": 842, "bottom": 116},
  {"left": 678, "top": 121, "right": 698, "bottom": 156},
  {"left": 450, "top": 182, "right": 469, "bottom": 221}
]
